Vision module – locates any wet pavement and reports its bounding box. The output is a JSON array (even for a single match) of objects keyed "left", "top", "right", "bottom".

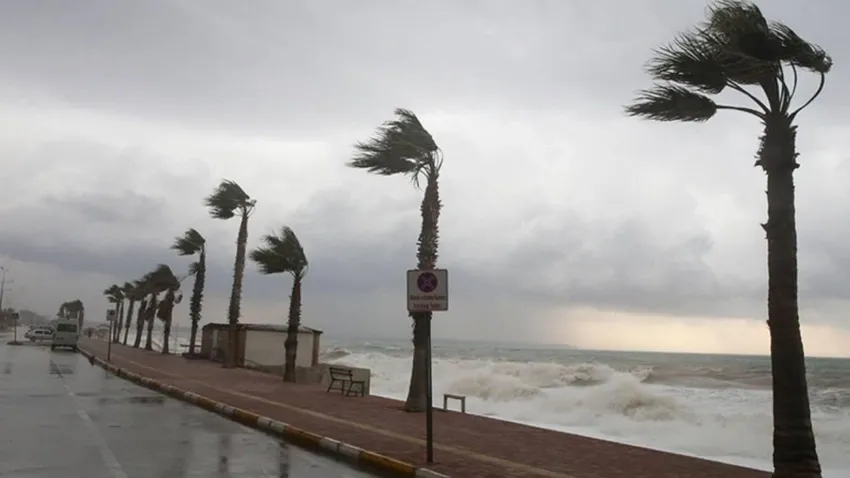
[{"left": 0, "top": 337, "right": 380, "bottom": 478}]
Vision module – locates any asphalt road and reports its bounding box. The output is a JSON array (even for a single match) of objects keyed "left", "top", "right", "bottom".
[{"left": 0, "top": 335, "right": 380, "bottom": 478}]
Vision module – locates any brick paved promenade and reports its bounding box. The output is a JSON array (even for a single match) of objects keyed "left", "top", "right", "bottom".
[{"left": 80, "top": 339, "right": 770, "bottom": 478}]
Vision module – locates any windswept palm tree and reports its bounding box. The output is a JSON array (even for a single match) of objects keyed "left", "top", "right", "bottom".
[
  {"left": 151, "top": 264, "right": 182, "bottom": 354},
  {"left": 61, "top": 299, "right": 86, "bottom": 328},
  {"left": 121, "top": 281, "right": 142, "bottom": 345},
  {"left": 250, "top": 226, "right": 309, "bottom": 382},
  {"left": 349, "top": 108, "right": 443, "bottom": 412},
  {"left": 625, "top": 2, "right": 831, "bottom": 475},
  {"left": 103, "top": 285, "right": 123, "bottom": 341},
  {"left": 205, "top": 180, "right": 256, "bottom": 368},
  {"left": 132, "top": 282, "right": 150, "bottom": 349},
  {"left": 172, "top": 228, "right": 206, "bottom": 356}
]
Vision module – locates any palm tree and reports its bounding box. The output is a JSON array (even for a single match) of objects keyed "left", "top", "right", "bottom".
[
  {"left": 204, "top": 180, "right": 256, "bottom": 368},
  {"left": 348, "top": 108, "right": 443, "bottom": 412},
  {"left": 61, "top": 299, "right": 86, "bottom": 328},
  {"left": 172, "top": 228, "right": 206, "bottom": 356},
  {"left": 151, "top": 264, "right": 182, "bottom": 355},
  {"left": 132, "top": 289, "right": 149, "bottom": 349},
  {"left": 121, "top": 281, "right": 142, "bottom": 345},
  {"left": 250, "top": 226, "right": 309, "bottom": 382},
  {"left": 103, "top": 285, "right": 124, "bottom": 342},
  {"left": 625, "top": 2, "right": 831, "bottom": 476}
]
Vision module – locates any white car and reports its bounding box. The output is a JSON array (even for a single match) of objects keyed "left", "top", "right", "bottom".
[{"left": 24, "top": 328, "right": 54, "bottom": 342}]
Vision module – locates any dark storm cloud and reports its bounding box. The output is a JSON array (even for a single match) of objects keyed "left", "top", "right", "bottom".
[
  {"left": 1, "top": 0, "right": 850, "bottom": 344},
  {"left": 5, "top": 1, "right": 843, "bottom": 135}
]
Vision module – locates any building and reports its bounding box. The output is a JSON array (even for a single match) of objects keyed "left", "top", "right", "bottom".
[{"left": 199, "top": 323, "right": 322, "bottom": 369}]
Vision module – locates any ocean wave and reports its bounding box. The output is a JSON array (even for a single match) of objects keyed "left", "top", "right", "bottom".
[{"left": 324, "top": 345, "right": 850, "bottom": 475}]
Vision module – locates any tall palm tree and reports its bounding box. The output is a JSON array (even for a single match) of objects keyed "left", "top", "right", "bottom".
[
  {"left": 204, "top": 180, "right": 256, "bottom": 368},
  {"left": 250, "top": 226, "right": 309, "bottom": 382},
  {"left": 111, "top": 282, "right": 131, "bottom": 342},
  {"left": 151, "top": 264, "right": 182, "bottom": 355},
  {"left": 132, "top": 289, "right": 149, "bottom": 349},
  {"left": 348, "top": 108, "right": 443, "bottom": 412},
  {"left": 172, "top": 228, "right": 206, "bottom": 356},
  {"left": 121, "top": 281, "right": 142, "bottom": 345},
  {"left": 625, "top": 2, "right": 831, "bottom": 476},
  {"left": 61, "top": 299, "right": 86, "bottom": 328},
  {"left": 103, "top": 285, "right": 123, "bottom": 341}
]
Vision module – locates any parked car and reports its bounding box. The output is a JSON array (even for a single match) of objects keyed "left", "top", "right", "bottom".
[{"left": 24, "top": 328, "right": 54, "bottom": 342}]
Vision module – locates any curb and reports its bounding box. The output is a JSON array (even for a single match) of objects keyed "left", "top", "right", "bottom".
[{"left": 79, "top": 348, "right": 449, "bottom": 478}]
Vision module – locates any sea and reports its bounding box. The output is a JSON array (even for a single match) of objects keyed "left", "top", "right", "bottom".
[
  {"left": 126, "top": 327, "right": 849, "bottom": 476},
  {"left": 320, "top": 338, "right": 850, "bottom": 477}
]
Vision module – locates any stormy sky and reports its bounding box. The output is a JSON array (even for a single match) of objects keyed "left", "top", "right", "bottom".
[{"left": 1, "top": 0, "right": 849, "bottom": 356}]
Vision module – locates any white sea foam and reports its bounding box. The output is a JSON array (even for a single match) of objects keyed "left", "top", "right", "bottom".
[{"left": 327, "top": 346, "right": 850, "bottom": 478}]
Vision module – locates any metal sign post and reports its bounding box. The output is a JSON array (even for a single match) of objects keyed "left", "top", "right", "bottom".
[
  {"left": 11, "top": 311, "right": 19, "bottom": 343},
  {"left": 406, "top": 269, "right": 449, "bottom": 464}
]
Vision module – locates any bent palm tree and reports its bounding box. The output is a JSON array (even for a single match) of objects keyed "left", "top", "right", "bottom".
[
  {"left": 205, "top": 180, "right": 256, "bottom": 368},
  {"left": 625, "top": 2, "right": 831, "bottom": 476},
  {"left": 121, "top": 281, "right": 142, "bottom": 345},
  {"left": 103, "top": 285, "right": 123, "bottom": 342},
  {"left": 132, "top": 286, "right": 149, "bottom": 349},
  {"left": 150, "top": 264, "right": 181, "bottom": 355},
  {"left": 250, "top": 226, "right": 309, "bottom": 382},
  {"left": 172, "top": 228, "right": 206, "bottom": 356},
  {"left": 349, "top": 108, "right": 443, "bottom": 412}
]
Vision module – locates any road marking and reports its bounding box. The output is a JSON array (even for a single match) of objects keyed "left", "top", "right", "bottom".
[
  {"left": 52, "top": 359, "right": 129, "bottom": 478},
  {"left": 103, "top": 348, "right": 574, "bottom": 478}
]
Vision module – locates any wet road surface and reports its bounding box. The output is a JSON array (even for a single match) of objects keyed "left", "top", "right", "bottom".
[{"left": 0, "top": 338, "right": 381, "bottom": 478}]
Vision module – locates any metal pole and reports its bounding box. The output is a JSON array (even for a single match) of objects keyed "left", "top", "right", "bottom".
[
  {"left": 0, "top": 267, "right": 6, "bottom": 312},
  {"left": 425, "top": 314, "right": 434, "bottom": 463}
]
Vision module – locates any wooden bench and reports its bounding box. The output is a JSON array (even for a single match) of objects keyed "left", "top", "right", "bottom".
[
  {"left": 326, "top": 366, "right": 365, "bottom": 397},
  {"left": 443, "top": 393, "right": 467, "bottom": 413}
]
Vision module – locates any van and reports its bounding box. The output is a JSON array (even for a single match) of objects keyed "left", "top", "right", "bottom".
[{"left": 51, "top": 319, "right": 79, "bottom": 351}]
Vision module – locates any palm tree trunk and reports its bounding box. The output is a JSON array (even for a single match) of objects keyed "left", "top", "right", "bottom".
[
  {"left": 162, "top": 291, "right": 173, "bottom": 355},
  {"left": 162, "top": 317, "right": 171, "bottom": 355},
  {"left": 283, "top": 277, "right": 302, "bottom": 383},
  {"left": 189, "top": 251, "right": 205, "bottom": 356},
  {"left": 759, "top": 116, "right": 821, "bottom": 477},
  {"left": 225, "top": 213, "right": 249, "bottom": 368},
  {"left": 113, "top": 302, "right": 124, "bottom": 343},
  {"left": 145, "top": 295, "right": 158, "bottom": 351},
  {"left": 123, "top": 300, "right": 136, "bottom": 345},
  {"left": 405, "top": 169, "right": 441, "bottom": 412},
  {"left": 133, "top": 299, "right": 147, "bottom": 348}
]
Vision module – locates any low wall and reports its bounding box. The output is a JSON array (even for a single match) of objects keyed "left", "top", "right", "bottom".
[{"left": 242, "top": 361, "right": 372, "bottom": 395}]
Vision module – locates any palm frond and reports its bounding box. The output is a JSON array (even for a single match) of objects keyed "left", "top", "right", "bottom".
[
  {"left": 348, "top": 108, "right": 439, "bottom": 178},
  {"left": 647, "top": 31, "right": 727, "bottom": 94},
  {"left": 103, "top": 284, "right": 123, "bottom": 303},
  {"left": 148, "top": 264, "right": 180, "bottom": 292},
  {"left": 249, "top": 226, "right": 308, "bottom": 277},
  {"left": 626, "top": 85, "right": 718, "bottom": 122},
  {"left": 188, "top": 261, "right": 200, "bottom": 276},
  {"left": 770, "top": 23, "right": 832, "bottom": 74},
  {"left": 204, "top": 180, "right": 254, "bottom": 219},
  {"left": 172, "top": 228, "right": 205, "bottom": 255}
]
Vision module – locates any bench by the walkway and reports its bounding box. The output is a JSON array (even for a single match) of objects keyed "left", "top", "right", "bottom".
[{"left": 326, "top": 366, "right": 365, "bottom": 397}]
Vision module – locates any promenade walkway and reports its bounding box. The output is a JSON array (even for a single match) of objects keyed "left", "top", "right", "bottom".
[{"left": 80, "top": 339, "right": 770, "bottom": 478}]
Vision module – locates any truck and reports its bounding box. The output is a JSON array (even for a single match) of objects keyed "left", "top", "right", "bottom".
[{"left": 51, "top": 318, "right": 80, "bottom": 351}]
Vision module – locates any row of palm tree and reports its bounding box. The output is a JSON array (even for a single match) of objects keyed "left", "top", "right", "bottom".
[
  {"left": 92, "top": 1, "right": 828, "bottom": 474},
  {"left": 57, "top": 300, "right": 85, "bottom": 328},
  {"left": 101, "top": 181, "right": 310, "bottom": 383}
]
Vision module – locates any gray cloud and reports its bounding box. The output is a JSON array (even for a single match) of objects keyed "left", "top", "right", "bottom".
[{"left": 0, "top": 0, "right": 849, "bottom": 349}]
